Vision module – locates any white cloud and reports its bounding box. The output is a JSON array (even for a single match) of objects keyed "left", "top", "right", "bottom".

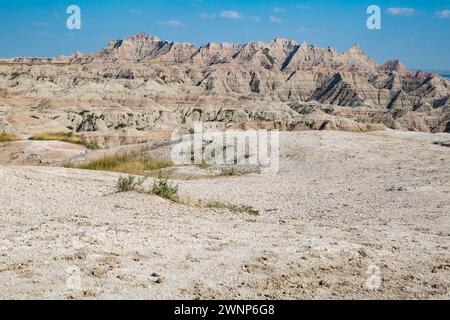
[
  {"left": 201, "top": 10, "right": 245, "bottom": 20},
  {"left": 219, "top": 10, "right": 242, "bottom": 19},
  {"left": 269, "top": 16, "right": 283, "bottom": 23},
  {"left": 436, "top": 10, "right": 450, "bottom": 19},
  {"left": 157, "top": 20, "right": 183, "bottom": 28},
  {"left": 274, "top": 8, "right": 286, "bottom": 13},
  {"left": 386, "top": 7, "right": 417, "bottom": 16}
]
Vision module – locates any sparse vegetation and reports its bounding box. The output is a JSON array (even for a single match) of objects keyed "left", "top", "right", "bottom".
[
  {"left": 204, "top": 201, "right": 260, "bottom": 215},
  {"left": 30, "top": 132, "right": 77, "bottom": 143},
  {"left": 151, "top": 176, "right": 179, "bottom": 201},
  {"left": 114, "top": 174, "right": 258, "bottom": 216},
  {"left": 29, "top": 132, "right": 100, "bottom": 149},
  {"left": 115, "top": 123, "right": 127, "bottom": 130},
  {"left": 305, "top": 119, "right": 316, "bottom": 129},
  {"left": 0, "top": 131, "right": 18, "bottom": 142},
  {"left": 220, "top": 167, "right": 240, "bottom": 176},
  {"left": 66, "top": 151, "right": 172, "bottom": 175},
  {"left": 82, "top": 139, "right": 101, "bottom": 150},
  {"left": 116, "top": 175, "right": 145, "bottom": 192},
  {"left": 115, "top": 174, "right": 179, "bottom": 201},
  {"left": 77, "top": 110, "right": 91, "bottom": 116},
  {"left": 11, "top": 72, "right": 22, "bottom": 79}
]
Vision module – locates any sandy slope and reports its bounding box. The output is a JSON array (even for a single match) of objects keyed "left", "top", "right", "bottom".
[
  {"left": 0, "top": 131, "right": 449, "bottom": 299},
  {"left": 0, "top": 140, "right": 86, "bottom": 165}
]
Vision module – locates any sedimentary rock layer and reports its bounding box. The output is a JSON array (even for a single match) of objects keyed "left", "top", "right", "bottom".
[{"left": 0, "top": 33, "right": 449, "bottom": 134}]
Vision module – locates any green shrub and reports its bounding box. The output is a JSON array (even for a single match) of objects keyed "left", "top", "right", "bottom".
[
  {"left": 116, "top": 175, "right": 145, "bottom": 192},
  {"left": 151, "top": 176, "right": 179, "bottom": 201},
  {"left": 304, "top": 119, "right": 316, "bottom": 129}
]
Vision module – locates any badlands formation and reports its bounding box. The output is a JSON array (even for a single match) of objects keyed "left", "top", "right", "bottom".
[
  {"left": 0, "top": 34, "right": 449, "bottom": 299},
  {"left": 0, "top": 32, "right": 449, "bottom": 147}
]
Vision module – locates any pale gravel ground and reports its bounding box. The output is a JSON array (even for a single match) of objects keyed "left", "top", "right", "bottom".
[{"left": 0, "top": 131, "right": 449, "bottom": 300}]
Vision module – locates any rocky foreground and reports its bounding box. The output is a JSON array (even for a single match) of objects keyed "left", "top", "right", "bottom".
[
  {"left": 0, "top": 33, "right": 450, "bottom": 147},
  {"left": 0, "top": 131, "right": 449, "bottom": 299}
]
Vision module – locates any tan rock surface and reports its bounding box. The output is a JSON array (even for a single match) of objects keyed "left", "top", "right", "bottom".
[
  {"left": 0, "top": 140, "right": 86, "bottom": 165},
  {"left": 0, "top": 131, "right": 449, "bottom": 299}
]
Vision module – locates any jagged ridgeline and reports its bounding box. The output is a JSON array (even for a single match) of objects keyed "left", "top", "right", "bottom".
[{"left": 0, "top": 32, "right": 449, "bottom": 133}]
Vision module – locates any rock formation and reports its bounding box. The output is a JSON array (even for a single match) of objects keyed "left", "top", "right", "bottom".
[{"left": 0, "top": 32, "right": 449, "bottom": 139}]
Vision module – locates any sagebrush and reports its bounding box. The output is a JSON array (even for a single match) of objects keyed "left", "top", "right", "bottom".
[{"left": 151, "top": 176, "right": 179, "bottom": 201}]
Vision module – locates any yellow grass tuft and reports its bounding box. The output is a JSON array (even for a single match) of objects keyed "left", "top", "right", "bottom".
[
  {"left": 30, "top": 132, "right": 100, "bottom": 149},
  {"left": 65, "top": 152, "right": 173, "bottom": 175},
  {"left": 0, "top": 131, "right": 18, "bottom": 142}
]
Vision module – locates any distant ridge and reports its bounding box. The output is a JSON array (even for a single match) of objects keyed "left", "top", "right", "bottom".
[
  {"left": 413, "top": 69, "right": 450, "bottom": 78},
  {"left": 0, "top": 33, "right": 449, "bottom": 133}
]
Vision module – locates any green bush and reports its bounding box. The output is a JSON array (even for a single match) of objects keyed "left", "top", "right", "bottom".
[
  {"left": 116, "top": 175, "right": 145, "bottom": 192},
  {"left": 304, "top": 119, "right": 316, "bottom": 129},
  {"left": 151, "top": 176, "right": 179, "bottom": 201}
]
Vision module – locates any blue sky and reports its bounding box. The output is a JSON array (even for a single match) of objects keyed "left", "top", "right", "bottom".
[{"left": 0, "top": 0, "right": 449, "bottom": 70}]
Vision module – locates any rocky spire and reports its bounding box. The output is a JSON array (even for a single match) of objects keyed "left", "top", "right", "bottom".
[{"left": 349, "top": 43, "right": 361, "bottom": 52}]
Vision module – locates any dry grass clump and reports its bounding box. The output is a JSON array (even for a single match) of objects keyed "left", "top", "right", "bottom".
[
  {"left": 66, "top": 152, "right": 173, "bottom": 175},
  {"left": 203, "top": 201, "right": 260, "bottom": 215},
  {"left": 0, "top": 131, "right": 18, "bottom": 142},
  {"left": 30, "top": 132, "right": 100, "bottom": 149}
]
